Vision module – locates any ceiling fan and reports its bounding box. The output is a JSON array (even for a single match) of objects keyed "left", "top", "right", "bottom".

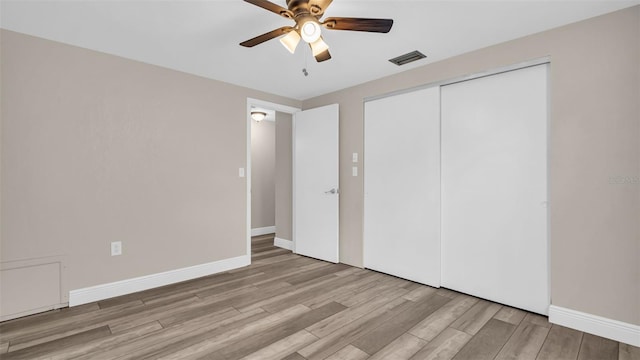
[{"left": 240, "top": 0, "right": 394, "bottom": 62}]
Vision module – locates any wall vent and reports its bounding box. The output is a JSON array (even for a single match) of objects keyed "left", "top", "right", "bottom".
[{"left": 389, "top": 50, "right": 427, "bottom": 66}]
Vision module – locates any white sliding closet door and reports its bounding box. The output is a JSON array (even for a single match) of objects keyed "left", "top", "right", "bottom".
[
  {"left": 364, "top": 87, "right": 441, "bottom": 287},
  {"left": 441, "top": 65, "right": 549, "bottom": 315}
]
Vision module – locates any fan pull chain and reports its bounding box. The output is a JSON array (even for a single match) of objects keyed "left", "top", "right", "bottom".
[{"left": 302, "top": 45, "right": 309, "bottom": 77}]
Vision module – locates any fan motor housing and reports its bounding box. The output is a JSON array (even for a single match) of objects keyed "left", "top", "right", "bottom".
[{"left": 286, "top": 0, "right": 324, "bottom": 17}]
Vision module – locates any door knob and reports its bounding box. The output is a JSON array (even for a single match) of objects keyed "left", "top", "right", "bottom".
[{"left": 325, "top": 188, "right": 338, "bottom": 194}]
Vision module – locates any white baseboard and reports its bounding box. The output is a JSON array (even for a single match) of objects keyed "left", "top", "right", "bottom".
[
  {"left": 69, "top": 255, "right": 250, "bottom": 307},
  {"left": 549, "top": 305, "right": 640, "bottom": 347},
  {"left": 251, "top": 226, "right": 276, "bottom": 237},
  {"left": 274, "top": 237, "right": 293, "bottom": 251}
]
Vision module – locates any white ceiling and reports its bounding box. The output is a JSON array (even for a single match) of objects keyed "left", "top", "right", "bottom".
[{"left": 1, "top": 0, "right": 638, "bottom": 100}]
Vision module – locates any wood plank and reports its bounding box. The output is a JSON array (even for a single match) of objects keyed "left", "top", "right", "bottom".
[
  {"left": 368, "top": 333, "right": 426, "bottom": 360},
  {"left": 252, "top": 248, "right": 291, "bottom": 260},
  {"left": 303, "top": 272, "right": 380, "bottom": 309},
  {"left": 152, "top": 305, "right": 313, "bottom": 360},
  {"left": 409, "top": 294, "right": 478, "bottom": 341},
  {"left": 282, "top": 352, "right": 307, "bottom": 360},
  {"left": 334, "top": 267, "right": 369, "bottom": 277},
  {"left": 99, "top": 296, "right": 147, "bottom": 310},
  {"left": 493, "top": 306, "right": 527, "bottom": 325},
  {"left": 251, "top": 261, "right": 330, "bottom": 286},
  {"left": 5, "top": 298, "right": 158, "bottom": 351},
  {"left": 495, "top": 319, "right": 550, "bottom": 360},
  {"left": 306, "top": 287, "right": 409, "bottom": 338},
  {"left": 409, "top": 327, "right": 472, "bottom": 360},
  {"left": 261, "top": 273, "right": 369, "bottom": 314},
  {"left": 326, "top": 344, "right": 370, "bottom": 360},
  {"left": 252, "top": 243, "right": 279, "bottom": 253},
  {"left": 239, "top": 330, "right": 318, "bottom": 360},
  {"left": 109, "top": 295, "right": 206, "bottom": 333},
  {"left": 48, "top": 321, "right": 163, "bottom": 360},
  {"left": 251, "top": 253, "right": 306, "bottom": 267},
  {"left": 149, "top": 271, "right": 266, "bottom": 304},
  {"left": 284, "top": 263, "right": 351, "bottom": 285},
  {"left": 577, "top": 333, "right": 619, "bottom": 360},
  {"left": 299, "top": 297, "right": 411, "bottom": 360},
  {"left": 436, "top": 288, "right": 460, "bottom": 299},
  {"left": 451, "top": 319, "right": 517, "bottom": 360},
  {"left": 450, "top": 300, "right": 502, "bottom": 335},
  {"left": 0, "top": 299, "right": 144, "bottom": 344},
  {"left": 3, "top": 326, "right": 112, "bottom": 360},
  {"left": 212, "top": 302, "right": 346, "bottom": 360},
  {"left": 103, "top": 267, "right": 265, "bottom": 309},
  {"left": 523, "top": 313, "right": 552, "bottom": 328},
  {"left": 253, "top": 256, "right": 319, "bottom": 274},
  {"left": 536, "top": 325, "right": 582, "bottom": 360},
  {"left": 238, "top": 277, "right": 340, "bottom": 313},
  {"left": 336, "top": 276, "right": 409, "bottom": 307},
  {"left": 192, "top": 282, "right": 295, "bottom": 317},
  {"left": 0, "top": 302, "right": 99, "bottom": 338},
  {"left": 403, "top": 282, "right": 422, "bottom": 291},
  {"left": 157, "top": 305, "right": 240, "bottom": 330},
  {"left": 351, "top": 294, "right": 451, "bottom": 355},
  {"left": 403, "top": 286, "right": 438, "bottom": 301},
  {"left": 72, "top": 307, "right": 267, "bottom": 360},
  {"left": 619, "top": 343, "right": 640, "bottom": 360}
]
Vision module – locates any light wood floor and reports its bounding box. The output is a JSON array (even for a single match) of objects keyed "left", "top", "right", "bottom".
[{"left": 1, "top": 234, "right": 638, "bottom": 360}]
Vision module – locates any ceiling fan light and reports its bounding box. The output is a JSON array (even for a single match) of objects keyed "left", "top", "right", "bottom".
[
  {"left": 310, "top": 37, "right": 329, "bottom": 57},
  {"left": 300, "top": 20, "right": 321, "bottom": 43},
  {"left": 251, "top": 111, "right": 267, "bottom": 122},
  {"left": 279, "top": 30, "right": 301, "bottom": 54}
]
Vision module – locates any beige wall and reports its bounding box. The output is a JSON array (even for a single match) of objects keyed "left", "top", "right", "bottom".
[
  {"left": 275, "top": 112, "right": 293, "bottom": 241},
  {"left": 250, "top": 119, "right": 275, "bottom": 229},
  {"left": 0, "top": 29, "right": 300, "bottom": 313},
  {"left": 303, "top": 6, "right": 640, "bottom": 326}
]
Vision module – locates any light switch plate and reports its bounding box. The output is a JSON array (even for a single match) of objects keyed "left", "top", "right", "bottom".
[
  {"left": 111, "top": 241, "right": 122, "bottom": 256},
  {"left": 239, "top": 168, "right": 245, "bottom": 178},
  {"left": 352, "top": 166, "right": 358, "bottom": 177},
  {"left": 352, "top": 153, "right": 358, "bottom": 163}
]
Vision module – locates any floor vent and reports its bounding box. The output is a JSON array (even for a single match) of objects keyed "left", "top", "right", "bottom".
[{"left": 389, "top": 50, "right": 427, "bottom": 66}]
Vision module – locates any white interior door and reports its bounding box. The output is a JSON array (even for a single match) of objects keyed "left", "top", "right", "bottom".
[
  {"left": 441, "top": 65, "right": 549, "bottom": 315},
  {"left": 364, "top": 87, "right": 441, "bottom": 287},
  {"left": 293, "top": 104, "right": 339, "bottom": 263}
]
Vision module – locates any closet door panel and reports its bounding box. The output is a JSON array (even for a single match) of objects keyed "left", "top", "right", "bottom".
[
  {"left": 364, "top": 86, "right": 441, "bottom": 287},
  {"left": 441, "top": 65, "right": 549, "bottom": 314}
]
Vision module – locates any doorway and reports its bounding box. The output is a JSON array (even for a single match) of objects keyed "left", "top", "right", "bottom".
[
  {"left": 246, "top": 99, "right": 300, "bottom": 259},
  {"left": 250, "top": 106, "right": 276, "bottom": 238}
]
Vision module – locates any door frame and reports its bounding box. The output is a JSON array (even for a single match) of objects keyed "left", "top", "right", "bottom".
[{"left": 246, "top": 98, "right": 301, "bottom": 260}]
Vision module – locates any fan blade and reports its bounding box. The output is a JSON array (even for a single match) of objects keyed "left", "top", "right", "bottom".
[
  {"left": 322, "top": 17, "right": 393, "bottom": 33},
  {"left": 240, "top": 27, "right": 294, "bottom": 47},
  {"left": 314, "top": 49, "right": 331, "bottom": 62},
  {"left": 244, "top": 0, "right": 293, "bottom": 19},
  {"left": 308, "top": 0, "right": 333, "bottom": 17}
]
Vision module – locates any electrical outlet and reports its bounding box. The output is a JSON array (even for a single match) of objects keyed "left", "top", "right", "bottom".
[{"left": 111, "top": 241, "right": 122, "bottom": 256}]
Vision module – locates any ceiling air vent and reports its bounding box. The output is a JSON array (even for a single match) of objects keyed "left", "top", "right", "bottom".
[{"left": 389, "top": 50, "right": 426, "bottom": 66}]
